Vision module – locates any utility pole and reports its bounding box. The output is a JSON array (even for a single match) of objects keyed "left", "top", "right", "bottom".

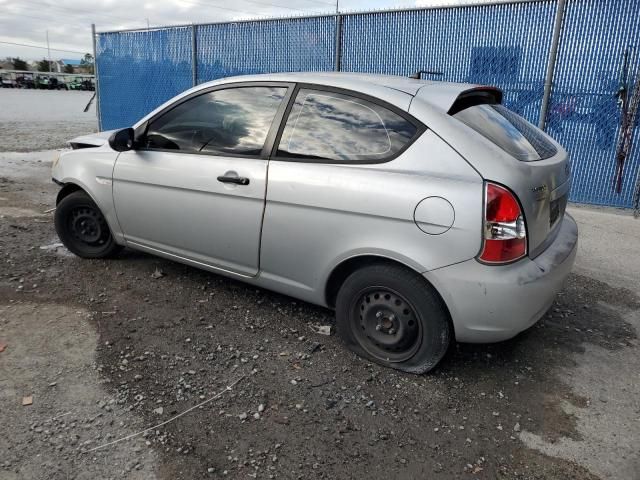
[
  {"left": 46, "top": 30, "right": 52, "bottom": 72},
  {"left": 91, "top": 23, "right": 101, "bottom": 130},
  {"left": 146, "top": 17, "right": 150, "bottom": 29},
  {"left": 335, "top": 0, "right": 339, "bottom": 13}
]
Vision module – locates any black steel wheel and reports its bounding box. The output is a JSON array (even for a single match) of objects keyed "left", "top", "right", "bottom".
[
  {"left": 352, "top": 287, "right": 422, "bottom": 363},
  {"left": 55, "top": 190, "right": 122, "bottom": 259},
  {"left": 336, "top": 263, "right": 451, "bottom": 374}
]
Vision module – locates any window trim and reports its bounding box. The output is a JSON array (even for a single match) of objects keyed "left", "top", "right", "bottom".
[
  {"left": 269, "top": 83, "right": 427, "bottom": 165},
  {"left": 133, "top": 81, "right": 295, "bottom": 160}
]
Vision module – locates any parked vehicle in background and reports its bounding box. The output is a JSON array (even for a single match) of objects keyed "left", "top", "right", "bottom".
[
  {"left": 68, "top": 77, "right": 94, "bottom": 91},
  {"left": 51, "top": 73, "right": 578, "bottom": 374},
  {"left": 1, "top": 72, "right": 17, "bottom": 88},
  {"left": 0, "top": 71, "right": 94, "bottom": 91},
  {"left": 68, "top": 77, "right": 82, "bottom": 90},
  {"left": 47, "top": 77, "right": 68, "bottom": 90},
  {"left": 16, "top": 73, "right": 35, "bottom": 89},
  {"left": 35, "top": 75, "right": 49, "bottom": 89}
]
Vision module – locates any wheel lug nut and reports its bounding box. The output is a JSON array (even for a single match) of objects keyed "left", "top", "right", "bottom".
[
  {"left": 376, "top": 311, "right": 383, "bottom": 319},
  {"left": 375, "top": 324, "right": 382, "bottom": 331},
  {"left": 389, "top": 328, "right": 396, "bottom": 335}
]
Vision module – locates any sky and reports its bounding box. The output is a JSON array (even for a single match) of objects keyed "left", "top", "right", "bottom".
[{"left": 0, "top": 0, "right": 507, "bottom": 61}]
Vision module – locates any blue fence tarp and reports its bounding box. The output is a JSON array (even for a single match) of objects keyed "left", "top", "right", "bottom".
[
  {"left": 546, "top": 0, "right": 640, "bottom": 208},
  {"left": 340, "top": 2, "right": 557, "bottom": 125},
  {"left": 196, "top": 17, "right": 336, "bottom": 84},
  {"left": 95, "top": 0, "right": 640, "bottom": 209},
  {"left": 96, "top": 27, "right": 194, "bottom": 130}
]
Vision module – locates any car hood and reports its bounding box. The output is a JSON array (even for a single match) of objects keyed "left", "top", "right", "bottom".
[{"left": 68, "top": 130, "right": 117, "bottom": 148}]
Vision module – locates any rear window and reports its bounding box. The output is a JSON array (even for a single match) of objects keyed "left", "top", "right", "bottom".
[{"left": 454, "top": 104, "right": 557, "bottom": 161}]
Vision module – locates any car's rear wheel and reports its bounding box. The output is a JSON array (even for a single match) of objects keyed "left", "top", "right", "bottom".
[
  {"left": 54, "top": 190, "right": 122, "bottom": 259},
  {"left": 336, "top": 263, "right": 451, "bottom": 374}
]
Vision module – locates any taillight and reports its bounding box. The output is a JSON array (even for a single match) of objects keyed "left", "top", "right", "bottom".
[{"left": 479, "top": 182, "right": 527, "bottom": 264}]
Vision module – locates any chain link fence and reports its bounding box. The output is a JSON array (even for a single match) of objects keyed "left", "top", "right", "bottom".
[
  {"left": 546, "top": 0, "right": 640, "bottom": 208},
  {"left": 94, "top": 0, "right": 640, "bottom": 209},
  {"left": 340, "top": 1, "right": 557, "bottom": 126},
  {"left": 196, "top": 17, "right": 336, "bottom": 84}
]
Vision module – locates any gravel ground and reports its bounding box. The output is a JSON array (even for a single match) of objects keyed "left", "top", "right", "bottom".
[
  {"left": 0, "top": 89, "right": 97, "bottom": 151},
  {"left": 0, "top": 93, "right": 639, "bottom": 479}
]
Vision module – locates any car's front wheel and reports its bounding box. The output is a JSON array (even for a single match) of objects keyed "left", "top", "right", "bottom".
[
  {"left": 336, "top": 263, "right": 451, "bottom": 374},
  {"left": 54, "top": 190, "right": 122, "bottom": 259}
]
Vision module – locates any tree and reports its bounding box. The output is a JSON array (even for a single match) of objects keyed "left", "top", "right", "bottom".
[
  {"left": 37, "top": 59, "right": 51, "bottom": 72},
  {"left": 81, "top": 53, "right": 94, "bottom": 74},
  {"left": 12, "top": 57, "right": 28, "bottom": 70},
  {"left": 63, "top": 63, "right": 74, "bottom": 74}
]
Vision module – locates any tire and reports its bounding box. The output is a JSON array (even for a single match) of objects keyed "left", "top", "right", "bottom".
[
  {"left": 54, "top": 190, "right": 122, "bottom": 259},
  {"left": 336, "top": 263, "right": 451, "bottom": 374}
]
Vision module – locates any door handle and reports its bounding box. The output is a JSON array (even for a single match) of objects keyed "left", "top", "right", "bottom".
[{"left": 217, "top": 175, "right": 250, "bottom": 186}]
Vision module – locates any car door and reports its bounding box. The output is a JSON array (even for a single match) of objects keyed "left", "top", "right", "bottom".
[
  {"left": 260, "top": 86, "right": 429, "bottom": 297},
  {"left": 112, "top": 82, "right": 291, "bottom": 276}
]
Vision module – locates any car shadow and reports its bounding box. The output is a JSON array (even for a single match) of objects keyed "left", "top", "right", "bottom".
[{"left": 114, "top": 248, "right": 638, "bottom": 376}]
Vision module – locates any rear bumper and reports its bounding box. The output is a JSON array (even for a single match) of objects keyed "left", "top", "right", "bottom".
[{"left": 425, "top": 213, "right": 578, "bottom": 343}]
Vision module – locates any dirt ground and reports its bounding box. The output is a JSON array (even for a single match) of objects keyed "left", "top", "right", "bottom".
[
  {"left": 0, "top": 89, "right": 96, "bottom": 151},
  {"left": 1, "top": 89, "right": 639, "bottom": 480}
]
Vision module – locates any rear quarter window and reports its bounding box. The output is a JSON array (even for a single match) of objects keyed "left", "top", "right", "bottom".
[
  {"left": 454, "top": 104, "right": 557, "bottom": 161},
  {"left": 276, "top": 88, "right": 419, "bottom": 162}
]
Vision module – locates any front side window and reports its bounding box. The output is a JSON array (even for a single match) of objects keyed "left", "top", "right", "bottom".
[
  {"left": 144, "top": 86, "right": 286, "bottom": 155},
  {"left": 276, "top": 89, "right": 418, "bottom": 162}
]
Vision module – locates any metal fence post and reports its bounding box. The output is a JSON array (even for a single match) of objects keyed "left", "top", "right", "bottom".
[
  {"left": 191, "top": 24, "right": 198, "bottom": 86},
  {"left": 91, "top": 23, "right": 102, "bottom": 131},
  {"left": 334, "top": 14, "right": 342, "bottom": 72},
  {"left": 538, "top": 0, "right": 567, "bottom": 130}
]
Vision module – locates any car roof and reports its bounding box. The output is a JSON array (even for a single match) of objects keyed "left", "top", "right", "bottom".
[
  {"left": 232, "top": 71, "right": 431, "bottom": 95},
  {"left": 206, "top": 72, "right": 482, "bottom": 112},
  {"left": 135, "top": 72, "right": 489, "bottom": 128}
]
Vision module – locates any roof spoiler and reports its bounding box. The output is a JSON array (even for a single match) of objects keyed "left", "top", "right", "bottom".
[
  {"left": 447, "top": 86, "right": 503, "bottom": 115},
  {"left": 409, "top": 70, "right": 444, "bottom": 79}
]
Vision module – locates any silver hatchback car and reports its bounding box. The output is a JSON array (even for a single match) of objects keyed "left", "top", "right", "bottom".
[{"left": 52, "top": 72, "right": 578, "bottom": 373}]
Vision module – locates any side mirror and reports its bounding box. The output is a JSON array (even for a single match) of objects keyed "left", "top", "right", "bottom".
[{"left": 108, "top": 128, "right": 135, "bottom": 152}]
